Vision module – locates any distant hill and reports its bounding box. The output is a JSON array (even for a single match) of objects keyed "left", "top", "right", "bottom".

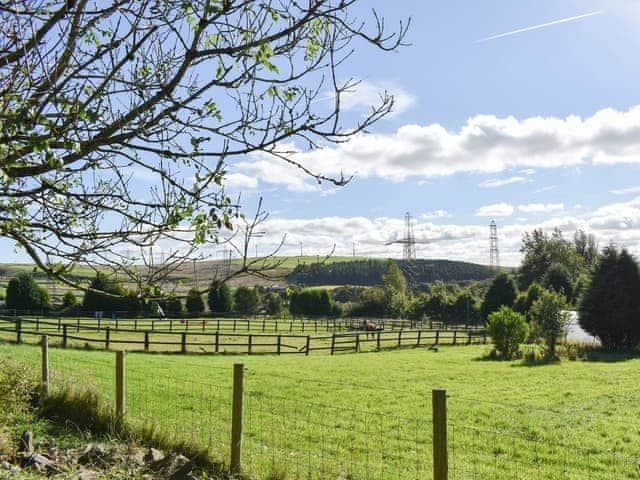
[{"left": 287, "top": 259, "right": 498, "bottom": 287}]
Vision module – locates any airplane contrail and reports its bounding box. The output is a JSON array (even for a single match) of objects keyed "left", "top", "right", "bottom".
[{"left": 475, "top": 10, "right": 603, "bottom": 43}]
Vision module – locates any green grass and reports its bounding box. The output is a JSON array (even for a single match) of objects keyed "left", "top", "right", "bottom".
[{"left": 1, "top": 342, "right": 639, "bottom": 479}]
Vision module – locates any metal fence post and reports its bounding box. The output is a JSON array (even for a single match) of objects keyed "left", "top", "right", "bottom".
[
  {"left": 433, "top": 389, "right": 448, "bottom": 480},
  {"left": 181, "top": 332, "right": 187, "bottom": 354},
  {"left": 230, "top": 363, "right": 244, "bottom": 474},
  {"left": 116, "top": 351, "right": 126, "bottom": 422},
  {"left": 41, "top": 335, "right": 49, "bottom": 396}
]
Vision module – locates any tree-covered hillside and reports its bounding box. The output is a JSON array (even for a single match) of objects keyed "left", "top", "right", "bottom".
[{"left": 287, "top": 259, "right": 497, "bottom": 286}]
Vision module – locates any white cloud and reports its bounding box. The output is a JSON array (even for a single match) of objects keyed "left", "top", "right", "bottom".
[
  {"left": 518, "top": 203, "right": 564, "bottom": 214},
  {"left": 479, "top": 176, "right": 528, "bottom": 188},
  {"left": 611, "top": 186, "right": 640, "bottom": 195},
  {"left": 475, "top": 203, "right": 515, "bottom": 217},
  {"left": 231, "top": 105, "right": 640, "bottom": 192},
  {"left": 420, "top": 209, "right": 450, "bottom": 220},
  {"left": 341, "top": 80, "right": 416, "bottom": 118},
  {"left": 224, "top": 173, "right": 258, "bottom": 189}
]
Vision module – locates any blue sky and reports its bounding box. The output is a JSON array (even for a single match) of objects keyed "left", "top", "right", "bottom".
[
  {"left": 5, "top": 0, "right": 640, "bottom": 266},
  {"left": 220, "top": 0, "right": 640, "bottom": 266}
]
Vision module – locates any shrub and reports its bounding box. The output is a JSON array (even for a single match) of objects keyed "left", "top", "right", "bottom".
[
  {"left": 530, "top": 290, "right": 569, "bottom": 359},
  {"left": 486, "top": 306, "right": 529, "bottom": 359},
  {"left": 289, "top": 288, "right": 334, "bottom": 316},
  {"left": 207, "top": 280, "right": 233, "bottom": 313},
  {"left": 82, "top": 272, "right": 125, "bottom": 314},
  {"left": 185, "top": 288, "right": 205, "bottom": 314},
  {"left": 349, "top": 287, "right": 386, "bottom": 317},
  {"left": 5, "top": 273, "right": 50, "bottom": 312},
  {"left": 264, "top": 292, "right": 283, "bottom": 316},
  {"left": 234, "top": 286, "right": 261, "bottom": 315},
  {"left": 163, "top": 295, "right": 183, "bottom": 315},
  {"left": 481, "top": 273, "right": 517, "bottom": 322},
  {"left": 62, "top": 291, "right": 78, "bottom": 308},
  {"left": 579, "top": 247, "right": 640, "bottom": 350}
]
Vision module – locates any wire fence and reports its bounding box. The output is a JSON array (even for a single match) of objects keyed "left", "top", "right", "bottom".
[{"left": 15, "top": 337, "right": 640, "bottom": 479}]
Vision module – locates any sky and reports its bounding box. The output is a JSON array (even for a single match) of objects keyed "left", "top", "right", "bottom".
[
  {"left": 5, "top": 0, "right": 640, "bottom": 267},
  {"left": 222, "top": 0, "right": 640, "bottom": 267}
]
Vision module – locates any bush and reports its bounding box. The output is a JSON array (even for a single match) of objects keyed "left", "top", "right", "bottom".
[
  {"left": 530, "top": 290, "right": 569, "bottom": 359},
  {"left": 349, "top": 287, "right": 386, "bottom": 317},
  {"left": 5, "top": 273, "right": 50, "bottom": 312},
  {"left": 579, "top": 247, "right": 640, "bottom": 350},
  {"left": 163, "top": 295, "right": 183, "bottom": 315},
  {"left": 289, "top": 288, "right": 334, "bottom": 316},
  {"left": 264, "top": 292, "right": 283, "bottom": 316},
  {"left": 207, "top": 280, "right": 233, "bottom": 313},
  {"left": 185, "top": 288, "right": 205, "bottom": 314},
  {"left": 62, "top": 291, "right": 78, "bottom": 308},
  {"left": 234, "top": 286, "right": 261, "bottom": 315},
  {"left": 82, "top": 272, "right": 125, "bottom": 314},
  {"left": 486, "top": 306, "right": 529, "bottom": 359},
  {"left": 481, "top": 273, "right": 517, "bottom": 322}
]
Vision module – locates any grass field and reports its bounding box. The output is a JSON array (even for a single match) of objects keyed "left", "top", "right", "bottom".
[{"left": 1, "top": 342, "right": 638, "bottom": 479}]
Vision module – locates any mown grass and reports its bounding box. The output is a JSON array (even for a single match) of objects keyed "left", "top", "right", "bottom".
[{"left": 1, "top": 342, "right": 639, "bottom": 479}]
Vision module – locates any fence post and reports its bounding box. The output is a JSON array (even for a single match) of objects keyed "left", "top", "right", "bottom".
[
  {"left": 170, "top": 318, "right": 173, "bottom": 332},
  {"left": 105, "top": 327, "right": 110, "bottom": 350},
  {"left": 330, "top": 333, "right": 336, "bottom": 355},
  {"left": 398, "top": 330, "right": 402, "bottom": 347},
  {"left": 116, "top": 351, "right": 126, "bottom": 423},
  {"left": 305, "top": 335, "right": 310, "bottom": 356},
  {"left": 41, "top": 335, "right": 49, "bottom": 396},
  {"left": 432, "top": 389, "right": 448, "bottom": 480},
  {"left": 16, "top": 317, "right": 22, "bottom": 344},
  {"left": 144, "top": 331, "right": 149, "bottom": 352},
  {"left": 467, "top": 332, "right": 471, "bottom": 345},
  {"left": 417, "top": 330, "right": 422, "bottom": 347},
  {"left": 230, "top": 363, "right": 244, "bottom": 475},
  {"left": 62, "top": 325, "right": 68, "bottom": 348},
  {"left": 134, "top": 318, "right": 138, "bottom": 330},
  {"left": 57, "top": 317, "right": 61, "bottom": 331},
  {"left": 97, "top": 317, "right": 101, "bottom": 331},
  {"left": 233, "top": 319, "right": 237, "bottom": 332},
  {"left": 215, "top": 332, "right": 219, "bottom": 353},
  {"left": 76, "top": 317, "right": 80, "bottom": 332},
  {"left": 181, "top": 332, "right": 187, "bottom": 354},
  {"left": 277, "top": 335, "right": 281, "bottom": 355},
  {"left": 36, "top": 317, "right": 40, "bottom": 332},
  {"left": 376, "top": 331, "right": 381, "bottom": 350},
  {"left": 453, "top": 331, "right": 457, "bottom": 345},
  {"left": 355, "top": 333, "right": 360, "bottom": 353},
  {"left": 248, "top": 334, "right": 252, "bottom": 355},
  {"left": 435, "top": 330, "right": 440, "bottom": 346}
]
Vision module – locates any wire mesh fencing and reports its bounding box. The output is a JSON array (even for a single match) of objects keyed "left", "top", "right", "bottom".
[{"left": 27, "top": 337, "right": 640, "bottom": 480}]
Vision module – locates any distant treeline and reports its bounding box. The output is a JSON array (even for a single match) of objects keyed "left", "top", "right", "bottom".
[{"left": 287, "top": 259, "right": 496, "bottom": 286}]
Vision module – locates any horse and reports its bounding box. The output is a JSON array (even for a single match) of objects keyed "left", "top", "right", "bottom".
[{"left": 362, "top": 319, "right": 377, "bottom": 339}]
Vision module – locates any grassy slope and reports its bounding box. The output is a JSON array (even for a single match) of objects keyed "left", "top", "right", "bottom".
[{"left": 1, "top": 342, "right": 638, "bottom": 479}]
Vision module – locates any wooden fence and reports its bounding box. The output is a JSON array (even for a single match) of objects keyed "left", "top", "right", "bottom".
[{"left": 0, "top": 316, "right": 487, "bottom": 355}]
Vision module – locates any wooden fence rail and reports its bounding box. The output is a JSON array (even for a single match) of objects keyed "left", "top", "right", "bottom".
[{"left": 0, "top": 316, "right": 487, "bottom": 355}]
